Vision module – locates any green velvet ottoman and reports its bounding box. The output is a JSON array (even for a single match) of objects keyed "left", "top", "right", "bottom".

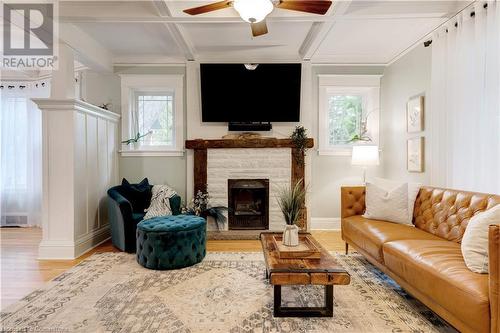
[{"left": 136, "top": 215, "right": 206, "bottom": 270}]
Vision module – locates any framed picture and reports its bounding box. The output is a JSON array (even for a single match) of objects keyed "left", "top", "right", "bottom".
[
  {"left": 407, "top": 137, "right": 424, "bottom": 172},
  {"left": 407, "top": 95, "right": 424, "bottom": 133}
]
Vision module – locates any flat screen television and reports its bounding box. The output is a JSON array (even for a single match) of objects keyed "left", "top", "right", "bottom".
[{"left": 200, "top": 63, "right": 301, "bottom": 123}]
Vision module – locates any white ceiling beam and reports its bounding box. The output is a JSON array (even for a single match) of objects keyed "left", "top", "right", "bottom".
[
  {"left": 59, "top": 12, "right": 452, "bottom": 24},
  {"left": 299, "top": 1, "right": 352, "bottom": 61},
  {"left": 59, "top": 23, "right": 113, "bottom": 72},
  {"left": 152, "top": 1, "right": 196, "bottom": 61}
]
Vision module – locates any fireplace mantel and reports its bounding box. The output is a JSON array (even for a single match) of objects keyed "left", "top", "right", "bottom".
[
  {"left": 185, "top": 137, "right": 314, "bottom": 230},
  {"left": 185, "top": 138, "right": 314, "bottom": 149}
]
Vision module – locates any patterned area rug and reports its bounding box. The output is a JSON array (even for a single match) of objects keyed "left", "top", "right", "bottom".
[{"left": 1, "top": 252, "right": 456, "bottom": 333}]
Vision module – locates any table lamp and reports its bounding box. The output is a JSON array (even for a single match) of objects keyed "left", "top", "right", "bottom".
[{"left": 351, "top": 145, "right": 379, "bottom": 183}]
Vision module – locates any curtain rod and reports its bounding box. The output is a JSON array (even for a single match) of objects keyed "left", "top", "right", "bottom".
[{"left": 423, "top": 1, "right": 488, "bottom": 48}]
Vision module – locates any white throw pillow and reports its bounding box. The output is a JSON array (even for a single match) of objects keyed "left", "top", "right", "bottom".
[
  {"left": 371, "top": 177, "right": 421, "bottom": 224},
  {"left": 461, "top": 204, "right": 500, "bottom": 274},
  {"left": 363, "top": 182, "right": 410, "bottom": 225}
]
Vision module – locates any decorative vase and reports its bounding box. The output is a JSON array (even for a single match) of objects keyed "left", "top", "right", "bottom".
[{"left": 283, "top": 224, "right": 299, "bottom": 247}]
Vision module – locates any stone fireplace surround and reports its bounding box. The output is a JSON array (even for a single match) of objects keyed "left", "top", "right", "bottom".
[{"left": 185, "top": 138, "right": 314, "bottom": 231}]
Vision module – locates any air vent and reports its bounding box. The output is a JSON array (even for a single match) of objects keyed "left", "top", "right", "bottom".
[{"left": 1, "top": 215, "right": 28, "bottom": 226}]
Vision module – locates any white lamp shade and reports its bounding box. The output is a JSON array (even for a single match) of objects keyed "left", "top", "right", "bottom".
[
  {"left": 233, "top": 0, "right": 274, "bottom": 23},
  {"left": 351, "top": 146, "right": 380, "bottom": 166}
]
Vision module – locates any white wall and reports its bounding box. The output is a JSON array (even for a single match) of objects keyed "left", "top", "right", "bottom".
[
  {"left": 81, "top": 71, "right": 121, "bottom": 115},
  {"left": 114, "top": 66, "right": 188, "bottom": 199},
  {"left": 380, "top": 45, "right": 432, "bottom": 184},
  {"left": 310, "top": 66, "right": 385, "bottom": 221},
  {"left": 111, "top": 63, "right": 388, "bottom": 229}
]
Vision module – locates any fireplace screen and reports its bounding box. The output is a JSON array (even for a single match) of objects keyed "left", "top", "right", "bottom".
[{"left": 228, "top": 179, "right": 269, "bottom": 230}]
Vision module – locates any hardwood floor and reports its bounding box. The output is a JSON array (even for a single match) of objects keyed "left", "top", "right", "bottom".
[{"left": 0, "top": 227, "right": 345, "bottom": 310}]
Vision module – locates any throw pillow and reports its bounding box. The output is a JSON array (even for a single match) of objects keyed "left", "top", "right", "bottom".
[
  {"left": 144, "top": 185, "right": 178, "bottom": 220},
  {"left": 363, "top": 182, "right": 409, "bottom": 224},
  {"left": 371, "top": 177, "right": 421, "bottom": 224},
  {"left": 119, "top": 178, "right": 151, "bottom": 213},
  {"left": 461, "top": 204, "right": 500, "bottom": 274}
]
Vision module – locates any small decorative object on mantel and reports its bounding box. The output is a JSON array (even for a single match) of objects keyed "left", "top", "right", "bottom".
[
  {"left": 184, "top": 189, "right": 228, "bottom": 230},
  {"left": 121, "top": 131, "right": 152, "bottom": 149},
  {"left": 407, "top": 95, "right": 425, "bottom": 133},
  {"left": 290, "top": 126, "right": 309, "bottom": 166},
  {"left": 277, "top": 179, "right": 306, "bottom": 247}
]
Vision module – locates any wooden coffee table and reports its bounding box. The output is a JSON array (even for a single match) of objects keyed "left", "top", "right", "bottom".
[{"left": 260, "top": 232, "right": 350, "bottom": 317}]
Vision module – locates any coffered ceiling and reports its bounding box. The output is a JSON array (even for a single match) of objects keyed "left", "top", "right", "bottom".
[{"left": 12, "top": 0, "right": 475, "bottom": 70}]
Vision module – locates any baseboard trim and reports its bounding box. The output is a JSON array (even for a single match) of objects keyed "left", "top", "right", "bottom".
[
  {"left": 310, "top": 217, "right": 341, "bottom": 230},
  {"left": 75, "top": 225, "right": 111, "bottom": 258},
  {"left": 38, "top": 225, "right": 110, "bottom": 260}
]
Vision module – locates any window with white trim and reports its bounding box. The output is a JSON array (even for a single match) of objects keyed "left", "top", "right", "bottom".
[
  {"left": 135, "top": 92, "right": 174, "bottom": 147},
  {"left": 318, "top": 75, "right": 381, "bottom": 155},
  {"left": 120, "top": 75, "right": 184, "bottom": 157}
]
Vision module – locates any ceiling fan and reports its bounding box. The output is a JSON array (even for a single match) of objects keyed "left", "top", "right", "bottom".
[{"left": 183, "top": 0, "right": 333, "bottom": 37}]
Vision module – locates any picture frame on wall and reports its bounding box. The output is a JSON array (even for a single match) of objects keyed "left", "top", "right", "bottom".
[
  {"left": 407, "top": 95, "right": 424, "bottom": 133},
  {"left": 407, "top": 137, "right": 424, "bottom": 172}
]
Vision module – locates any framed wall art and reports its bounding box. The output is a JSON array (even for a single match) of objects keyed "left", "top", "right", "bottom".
[
  {"left": 407, "top": 137, "right": 424, "bottom": 172},
  {"left": 407, "top": 95, "right": 424, "bottom": 133}
]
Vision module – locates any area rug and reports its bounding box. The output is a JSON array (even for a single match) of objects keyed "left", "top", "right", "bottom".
[{"left": 0, "top": 252, "right": 456, "bottom": 333}]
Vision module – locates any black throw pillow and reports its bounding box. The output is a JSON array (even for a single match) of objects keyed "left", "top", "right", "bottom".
[{"left": 119, "top": 178, "right": 152, "bottom": 213}]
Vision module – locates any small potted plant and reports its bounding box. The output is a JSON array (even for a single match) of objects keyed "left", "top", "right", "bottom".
[
  {"left": 184, "top": 189, "right": 228, "bottom": 231},
  {"left": 121, "top": 131, "right": 152, "bottom": 150},
  {"left": 277, "top": 179, "right": 306, "bottom": 247}
]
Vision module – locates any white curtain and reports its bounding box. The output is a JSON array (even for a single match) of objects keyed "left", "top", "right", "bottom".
[
  {"left": 0, "top": 81, "right": 49, "bottom": 226},
  {"left": 430, "top": 1, "right": 500, "bottom": 194}
]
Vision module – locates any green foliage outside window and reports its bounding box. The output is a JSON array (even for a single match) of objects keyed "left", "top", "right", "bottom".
[{"left": 328, "top": 95, "right": 363, "bottom": 146}]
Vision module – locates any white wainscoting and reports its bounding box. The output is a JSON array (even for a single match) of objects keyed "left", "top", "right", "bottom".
[{"left": 34, "top": 99, "right": 120, "bottom": 259}]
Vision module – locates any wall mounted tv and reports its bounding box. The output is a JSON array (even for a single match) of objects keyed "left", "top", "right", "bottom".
[{"left": 200, "top": 63, "right": 301, "bottom": 123}]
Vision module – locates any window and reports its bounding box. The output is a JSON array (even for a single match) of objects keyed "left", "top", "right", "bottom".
[
  {"left": 328, "top": 94, "right": 364, "bottom": 146},
  {"left": 135, "top": 92, "right": 174, "bottom": 147},
  {"left": 120, "top": 75, "right": 184, "bottom": 157},
  {"left": 318, "top": 75, "right": 381, "bottom": 155}
]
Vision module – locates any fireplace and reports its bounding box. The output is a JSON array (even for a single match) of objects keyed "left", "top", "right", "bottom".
[{"left": 228, "top": 179, "right": 269, "bottom": 230}]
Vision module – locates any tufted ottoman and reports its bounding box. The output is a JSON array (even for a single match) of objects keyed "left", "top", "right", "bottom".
[{"left": 136, "top": 215, "right": 206, "bottom": 270}]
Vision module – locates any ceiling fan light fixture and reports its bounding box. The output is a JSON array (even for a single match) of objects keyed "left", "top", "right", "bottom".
[
  {"left": 233, "top": 0, "right": 273, "bottom": 23},
  {"left": 244, "top": 64, "right": 259, "bottom": 70}
]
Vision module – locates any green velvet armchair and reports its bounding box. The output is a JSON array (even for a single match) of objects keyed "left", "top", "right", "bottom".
[{"left": 107, "top": 183, "right": 182, "bottom": 252}]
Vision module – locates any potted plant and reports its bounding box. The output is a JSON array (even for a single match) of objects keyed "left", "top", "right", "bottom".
[
  {"left": 121, "top": 131, "right": 152, "bottom": 150},
  {"left": 277, "top": 179, "right": 306, "bottom": 247},
  {"left": 184, "top": 189, "right": 228, "bottom": 231}
]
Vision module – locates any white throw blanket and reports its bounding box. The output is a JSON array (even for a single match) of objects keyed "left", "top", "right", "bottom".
[{"left": 144, "top": 185, "right": 177, "bottom": 220}]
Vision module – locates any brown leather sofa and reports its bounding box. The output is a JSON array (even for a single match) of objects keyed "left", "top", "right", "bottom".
[{"left": 341, "top": 186, "right": 500, "bottom": 333}]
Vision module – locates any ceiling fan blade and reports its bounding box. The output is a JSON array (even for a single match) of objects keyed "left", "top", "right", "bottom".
[
  {"left": 276, "top": 0, "right": 332, "bottom": 15},
  {"left": 183, "top": 1, "right": 232, "bottom": 15},
  {"left": 251, "top": 20, "right": 268, "bottom": 37}
]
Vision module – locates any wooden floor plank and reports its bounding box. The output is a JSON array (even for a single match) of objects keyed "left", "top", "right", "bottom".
[{"left": 0, "top": 227, "right": 344, "bottom": 309}]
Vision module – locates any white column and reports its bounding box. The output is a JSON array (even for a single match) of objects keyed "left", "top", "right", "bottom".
[
  {"left": 185, "top": 60, "right": 199, "bottom": 201},
  {"left": 34, "top": 44, "right": 120, "bottom": 259},
  {"left": 50, "top": 43, "right": 76, "bottom": 99}
]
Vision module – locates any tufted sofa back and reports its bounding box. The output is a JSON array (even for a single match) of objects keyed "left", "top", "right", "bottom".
[{"left": 413, "top": 186, "right": 500, "bottom": 243}]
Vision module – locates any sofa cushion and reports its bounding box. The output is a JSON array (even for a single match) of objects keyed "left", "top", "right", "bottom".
[
  {"left": 383, "top": 240, "right": 490, "bottom": 333},
  {"left": 342, "top": 215, "right": 443, "bottom": 262}
]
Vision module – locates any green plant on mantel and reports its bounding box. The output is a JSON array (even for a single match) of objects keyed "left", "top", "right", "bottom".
[{"left": 290, "top": 125, "right": 309, "bottom": 166}]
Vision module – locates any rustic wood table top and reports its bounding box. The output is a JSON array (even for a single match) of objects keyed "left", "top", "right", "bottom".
[{"left": 260, "top": 232, "right": 351, "bottom": 286}]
